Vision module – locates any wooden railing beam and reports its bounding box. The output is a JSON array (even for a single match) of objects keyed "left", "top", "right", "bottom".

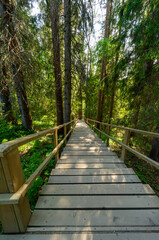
[
  {"left": 86, "top": 119, "right": 159, "bottom": 170},
  {"left": 0, "top": 119, "right": 76, "bottom": 233}
]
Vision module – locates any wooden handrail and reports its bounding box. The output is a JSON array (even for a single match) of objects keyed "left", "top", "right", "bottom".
[
  {"left": 86, "top": 118, "right": 159, "bottom": 138},
  {"left": 0, "top": 120, "right": 74, "bottom": 157},
  {"left": 0, "top": 125, "right": 75, "bottom": 205},
  {"left": 0, "top": 119, "right": 77, "bottom": 233},
  {"left": 86, "top": 118, "right": 159, "bottom": 170}
]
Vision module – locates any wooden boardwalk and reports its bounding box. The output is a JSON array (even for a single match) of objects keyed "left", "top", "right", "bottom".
[{"left": 2, "top": 120, "right": 159, "bottom": 239}]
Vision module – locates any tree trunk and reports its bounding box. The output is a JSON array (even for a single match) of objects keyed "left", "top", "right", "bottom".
[
  {"left": 1, "top": 0, "right": 33, "bottom": 129},
  {"left": 0, "top": 63, "right": 16, "bottom": 122},
  {"left": 64, "top": 0, "right": 71, "bottom": 124},
  {"left": 97, "top": 0, "right": 111, "bottom": 124},
  {"left": 50, "top": 0, "right": 64, "bottom": 126},
  {"left": 78, "top": 82, "right": 82, "bottom": 119}
]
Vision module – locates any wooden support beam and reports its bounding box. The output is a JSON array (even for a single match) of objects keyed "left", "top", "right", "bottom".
[
  {"left": 0, "top": 149, "right": 31, "bottom": 233},
  {"left": 54, "top": 129, "right": 59, "bottom": 161},
  {"left": 121, "top": 129, "right": 130, "bottom": 161},
  {"left": 64, "top": 125, "right": 67, "bottom": 145}
]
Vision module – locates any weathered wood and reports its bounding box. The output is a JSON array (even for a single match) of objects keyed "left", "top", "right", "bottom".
[
  {"left": 2, "top": 233, "right": 159, "bottom": 240},
  {"left": 29, "top": 209, "right": 159, "bottom": 226},
  {"left": 12, "top": 127, "right": 74, "bottom": 200},
  {"left": 35, "top": 195, "right": 159, "bottom": 209},
  {"left": 64, "top": 125, "right": 67, "bottom": 145},
  {"left": 60, "top": 155, "right": 119, "bottom": 160},
  {"left": 58, "top": 157, "right": 122, "bottom": 163},
  {"left": 0, "top": 120, "right": 75, "bottom": 157},
  {"left": 88, "top": 123, "right": 159, "bottom": 170},
  {"left": 48, "top": 175, "right": 140, "bottom": 183},
  {"left": 61, "top": 151, "right": 116, "bottom": 156},
  {"left": 56, "top": 163, "right": 126, "bottom": 169},
  {"left": 40, "top": 183, "right": 155, "bottom": 195},
  {"left": 63, "top": 146, "right": 110, "bottom": 151},
  {"left": 54, "top": 129, "right": 59, "bottom": 161},
  {"left": 86, "top": 118, "right": 159, "bottom": 138},
  {"left": 51, "top": 168, "right": 135, "bottom": 175},
  {"left": 121, "top": 129, "right": 130, "bottom": 161},
  {"left": 0, "top": 150, "right": 31, "bottom": 233}
]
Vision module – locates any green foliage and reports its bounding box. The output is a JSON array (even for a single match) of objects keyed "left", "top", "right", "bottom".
[
  {"left": 0, "top": 118, "right": 34, "bottom": 143},
  {"left": 21, "top": 139, "right": 55, "bottom": 209},
  {"left": 0, "top": 119, "right": 55, "bottom": 210}
]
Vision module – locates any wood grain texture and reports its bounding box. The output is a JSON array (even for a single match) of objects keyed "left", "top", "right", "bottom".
[
  {"left": 2, "top": 233, "right": 159, "bottom": 240},
  {"left": 48, "top": 175, "right": 141, "bottom": 183}
]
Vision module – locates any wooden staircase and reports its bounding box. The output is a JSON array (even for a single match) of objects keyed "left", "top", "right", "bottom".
[{"left": 2, "top": 120, "right": 159, "bottom": 239}]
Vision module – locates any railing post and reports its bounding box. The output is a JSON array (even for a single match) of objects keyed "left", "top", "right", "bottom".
[
  {"left": 99, "top": 123, "right": 101, "bottom": 138},
  {"left": 64, "top": 125, "right": 67, "bottom": 145},
  {"left": 54, "top": 129, "right": 59, "bottom": 161},
  {"left": 0, "top": 149, "right": 31, "bottom": 233},
  {"left": 107, "top": 126, "right": 110, "bottom": 146},
  {"left": 121, "top": 129, "right": 130, "bottom": 161}
]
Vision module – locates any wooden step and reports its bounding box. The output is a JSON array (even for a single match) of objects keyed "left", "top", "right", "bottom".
[
  {"left": 51, "top": 168, "right": 135, "bottom": 175},
  {"left": 58, "top": 158, "right": 122, "bottom": 163},
  {"left": 28, "top": 209, "right": 159, "bottom": 226},
  {"left": 3, "top": 233, "right": 159, "bottom": 239},
  {"left": 61, "top": 151, "right": 117, "bottom": 156},
  {"left": 35, "top": 195, "right": 159, "bottom": 209},
  {"left": 56, "top": 163, "right": 125, "bottom": 169},
  {"left": 48, "top": 175, "right": 141, "bottom": 183},
  {"left": 40, "top": 183, "right": 155, "bottom": 195}
]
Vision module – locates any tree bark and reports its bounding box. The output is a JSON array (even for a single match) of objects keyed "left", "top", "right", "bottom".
[
  {"left": 50, "top": 0, "right": 64, "bottom": 126},
  {"left": 0, "top": 0, "right": 33, "bottom": 129},
  {"left": 97, "top": 0, "right": 111, "bottom": 124},
  {"left": 0, "top": 62, "right": 16, "bottom": 122},
  {"left": 64, "top": 0, "right": 71, "bottom": 124}
]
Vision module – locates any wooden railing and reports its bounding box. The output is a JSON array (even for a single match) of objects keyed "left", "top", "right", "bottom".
[
  {"left": 0, "top": 119, "right": 77, "bottom": 233},
  {"left": 86, "top": 118, "right": 159, "bottom": 170}
]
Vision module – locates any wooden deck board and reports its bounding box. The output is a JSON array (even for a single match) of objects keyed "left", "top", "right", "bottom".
[
  {"left": 35, "top": 195, "right": 159, "bottom": 209},
  {"left": 2, "top": 233, "right": 159, "bottom": 239},
  {"left": 51, "top": 168, "right": 135, "bottom": 175},
  {"left": 40, "top": 183, "right": 154, "bottom": 195},
  {"left": 48, "top": 175, "right": 141, "bottom": 183},
  {"left": 28, "top": 209, "right": 159, "bottom": 226},
  {"left": 56, "top": 163, "right": 126, "bottom": 169}
]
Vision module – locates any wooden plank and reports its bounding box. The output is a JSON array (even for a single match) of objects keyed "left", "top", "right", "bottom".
[
  {"left": 48, "top": 175, "right": 141, "bottom": 183},
  {"left": 2, "top": 233, "right": 159, "bottom": 240},
  {"left": 27, "top": 226, "right": 159, "bottom": 233},
  {"left": 91, "top": 124, "right": 159, "bottom": 170},
  {"left": 28, "top": 209, "right": 159, "bottom": 226},
  {"left": 51, "top": 168, "right": 135, "bottom": 175},
  {"left": 35, "top": 195, "right": 159, "bottom": 209},
  {"left": 58, "top": 158, "right": 122, "bottom": 164},
  {"left": 63, "top": 146, "right": 108, "bottom": 151},
  {"left": 40, "top": 183, "right": 154, "bottom": 195},
  {"left": 60, "top": 155, "right": 117, "bottom": 160},
  {"left": 61, "top": 151, "right": 117, "bottom": 156},
  {"left": 56, "top": 163, "right": 126, "bottom": 169},
  {"left": 87, "top": 118, "right": 159, "bottom": 138},
  {"left": 0, "top": 120, "right": 75, "bottom": 157}
]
